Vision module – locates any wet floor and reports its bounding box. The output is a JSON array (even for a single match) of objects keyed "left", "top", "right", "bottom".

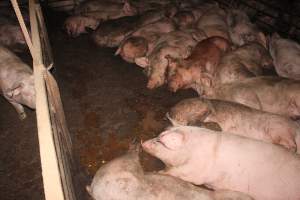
[{"left": 0, "top": 12, "right": 196, "bottom": 200}]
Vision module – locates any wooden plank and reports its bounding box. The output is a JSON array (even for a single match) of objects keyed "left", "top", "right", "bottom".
[{"left": 29, "top": 0, "right": 65, "bottom": 200}]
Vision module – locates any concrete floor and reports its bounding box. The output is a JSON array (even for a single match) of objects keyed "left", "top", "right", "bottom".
[{"left": 0, "top": 14, "right": 196, "bottom": 200}]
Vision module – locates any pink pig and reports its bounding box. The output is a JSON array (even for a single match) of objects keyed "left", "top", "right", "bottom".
[
  {"left": 142, "top": 126, "right": 300, "bottom": 200},
  {"left": 0, "top": 45, "right": 35, "bottom": 119}
]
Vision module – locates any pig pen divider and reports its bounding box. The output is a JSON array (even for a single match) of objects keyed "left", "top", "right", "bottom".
[{"left": 10, "top": 0, "right": 77, "bottom": 200}]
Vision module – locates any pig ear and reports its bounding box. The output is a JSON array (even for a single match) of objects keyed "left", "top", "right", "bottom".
[
  {"left": 135, "top": 57, "right": 149, "bottom": 68},
  {"left": 200, "top": 73, "right": 213, "bottom": 88},
  {"left": 123, "top": 1, "right": 137, "bottom": 15},
  {"left": 115, "top": 47, "right": 122, "bottom": 56},
  {"left": 159, "top": 131, "right": 184, "bottom": 150},
  {"left": 166, "top": 113, "right": 182, "bottom": 126}
]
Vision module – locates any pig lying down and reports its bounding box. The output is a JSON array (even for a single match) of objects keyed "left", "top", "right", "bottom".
[
  {"left": 115, "top": 18, "right": 176, "bottom": 63},
  {"left": 74, "top": 0, "right": 137, "bottom": 21},
  {"left": 227, "top": 9, "right": 267, "bottom": 48},
  {"left": 201, "top": 76, "right": 300, "bottom": 119},
  {"left": 197, "top": 6, "right": 229, "bottom": 40},
  {"left": 0, "top": 45, "right": 35, "bottom": 120},
  {"left": 135, "top": 29, "right": 207, "bottom": 89},
  {"left": 168, "top": 98, "right": 300, "bottom": 152},
  {"left": 167, "top": 36, "right": 231, "bottom": 92},
  {"left": 87, "top": 145, "right": 253, "bottom": 200},
  {"left": 142, "top": 126, "right": 300, "bottom": 200},
  {"left": 269, "top": 33, "right": 300, "bottom": 80},
  {"left": 214, "top": 42, "right": 273, "bottom": 85},
  {"left": 64, "top": 15, "right": 99, "bottom": 37}
]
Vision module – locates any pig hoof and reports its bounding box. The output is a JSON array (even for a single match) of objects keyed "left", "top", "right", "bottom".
[{"left": 19, "top": 112, "right": 27, "bottom": 120}]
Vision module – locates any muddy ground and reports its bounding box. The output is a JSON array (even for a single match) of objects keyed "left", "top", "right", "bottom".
[{"left": 0, "top": 11, "right": 196, "bottom": 200}]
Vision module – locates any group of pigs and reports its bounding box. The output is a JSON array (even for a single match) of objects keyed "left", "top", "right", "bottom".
[{"left": 63, "top": 0, "right": 300, "bottom": 200}]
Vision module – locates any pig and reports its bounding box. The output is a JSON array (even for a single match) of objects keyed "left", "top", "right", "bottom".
[
  {"left": 87, "top": 145, "right": 254, "bottom": 200},
  {"left": 142, "top": 126, "right": 300, "bottom": 200},
  {"left": 201, "top": 76, "right": 300, "bottom": 119},
  {"left": 115, "top": 18, "right": 176, "bottom": 63},
  {"left": 135, "top": 29, "right": 207, "bottom": 89},
  {"left": 63, "top": 15, "right": 99, "bottom": 37},
  {"left": 92, "top": 16, "right": 138, "bottom": 47},
  {"left": 269, "top": 33, "right": 300, "bottom": 80},
  {"left": 213, "top": 42, "right": 273, "bottom": 85},
  {"left": 197, "top": 6, "right": 230, "bottom": 40},
  {"left": 227, "top": 9, "right": 267, "bottom": 48},
  {"left": 92, "top": 9, "right": 174, "bottom": 48},
  {"left": 167, "top": 36, "right": 231, "bottom": 92},
  {"left": 0, "top": 45, "right": 35, "bottom": 120},
  {"left": 0, "top": 24, "right": 27, "bottom": 52},
  {"left": 173, "top": 4, "right": 218, "bottom": 29},
  {"left": 168, "top": 98, "right": 300, "bottom": 152},
  {"left": 74, "top": 0, "right": 138, "bottom": 22}
]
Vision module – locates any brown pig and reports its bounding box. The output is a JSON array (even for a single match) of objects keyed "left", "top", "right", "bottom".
[
  {"left": 168, "top": 98, "right": 300, "bottom": 152},
  {"left": 142, "top": 126, "right": 300, "bottom": 200},
  {"left": 74, "top": 0, "right": 138, "bottom": 22},
  {"left": 201, "top": 76, "right": 300, "bottom": 119},
  {"left": 115, "top": 18, "right": 176, "bottom": 63},
  {"left": 269, "top": 33, "right": 300, "bottom": 80},
  {"left": 87, "top": 145, "right": 254, "bottom": 200},
  {"left": 135, "top": 29, "right": 207, "bottom": 89},
  {"left": 0, "top": 45, "right": 35, "bottom": 120},
  {"left": 214, "top": 42, "right": 273, "bottom": 85},
  {"left": 167, "top": 36, "right": 231, "bottom": 92},
  {"left": 64, "top": 15, "right": 99, "bottom": 37}
]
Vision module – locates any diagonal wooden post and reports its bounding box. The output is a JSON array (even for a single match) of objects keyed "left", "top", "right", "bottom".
[{"left": 11, "top": 0, "right": 65, "bottom": 199}]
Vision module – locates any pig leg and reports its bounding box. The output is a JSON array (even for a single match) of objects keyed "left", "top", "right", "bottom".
[
  {"left": 10, "top": 101, "right": 26, "bottom": 120},
  {"left": 147, "top": 46, "right": 192, "bottom": 89}
]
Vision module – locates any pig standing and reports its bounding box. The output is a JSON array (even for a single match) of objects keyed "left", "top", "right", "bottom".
[
  {"left": 168, "top": 98, "right": 300, "bottom": 152},
  {"left": 74, "top": 0, "right": 138, "bottom": 21},
  {"left": 87, "top": 145, "right": 254, "bottom": 200},
  {"left": 64, "top": 15, "right": 99, "bottom": 37},
  {"left": 197, "top": 6, "right": 230, "bottom": 40},
  {"left": 167, "top": 36, "right": 231, "bottom": 92},
  {"left": 142, "top": 126, "right": 300, "bottom": 200},
  {"left": 0, "top": 45, "right": 35, "bottom": 119},
  {"left": 135, "top": 29, "right": 207, "bottom": 89},
  {"left": 227, "top": 9, "right": 267, "bottom": 48},
  {"left": 269, "top": 33, "right": 300, "bottom": 80},
  {"left": 115, "top": 18, "right": 176, "bottom": 63},
  {"left": 214, "top": 42, "right": 273, "bottom": 85},
  {"left": 201, "top": 76, "right": 300, "bottom": 119}
]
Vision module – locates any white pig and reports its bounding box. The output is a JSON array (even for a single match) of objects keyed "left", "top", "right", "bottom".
[
  {"left": 168, "top": 98, "right": 300, "bottom": 152},
  {"left": 115, "top": 18, "right": 176, "bottom": 63},
  {"left": 269, "top": 33, "right": 300, "bottom": 80},
  {"left": 142, "top": 126, "right": 300, "bottom": 200},
  {"left": 87, "top": 145, "right": 254, "bottom": 200},
  {"left": 201, "top": 76, "right": 300, "bottom": 119},
  {"left": 64, "top": 15, "right": 99, "bottom": 37},
  {"left": 0, "top": 45, "right": 35, "bottom": 119}
]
